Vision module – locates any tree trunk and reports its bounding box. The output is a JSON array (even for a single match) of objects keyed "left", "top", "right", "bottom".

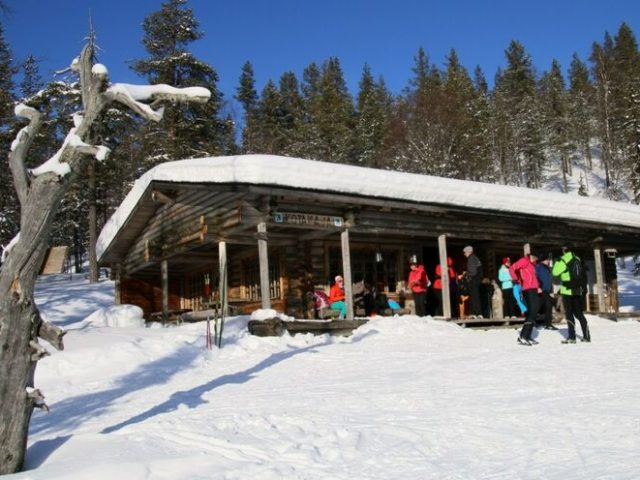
[
  {"left": 88, "top": 162, "right": 99, "bottom": 282},
  {"left": 0, "top": 301, "right": 40, "bottom": 473},
  {"left": 0, "top": 178, "right": 64, "bottom": 473}
]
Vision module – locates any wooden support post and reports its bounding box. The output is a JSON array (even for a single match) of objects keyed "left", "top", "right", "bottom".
[
  {"left": 161, "top": 259, "right": 169, "bottom": 325},
  {"left": 594, "top": 247, "right": 606, "bottom": 313},
  {"left": 114, "top": 264, "right": 122, "bottom": 305},
  {"left": 219, "top": 240, "right": 228, "bottom": 316},
  {"left": 257, "top": 222, "right": 271, "bottom": 309},
  {"left": 438, "top": 234, "right": 451, "bottom": 319},
  {"left": 341, "top": 228, "right": 354, "bottom": 320}
]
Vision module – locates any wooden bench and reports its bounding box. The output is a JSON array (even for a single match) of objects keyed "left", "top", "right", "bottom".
[{"left": 248, "top": 317, "right": 369, "bottom": 337}]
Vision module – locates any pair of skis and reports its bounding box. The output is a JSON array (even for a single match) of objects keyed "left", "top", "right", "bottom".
[{"left": 206, "top": 264, "right": 228, "bottom": 350}]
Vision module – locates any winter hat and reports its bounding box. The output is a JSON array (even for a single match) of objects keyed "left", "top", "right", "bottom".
[
  {"left": 502, "top": 256, "right": 510, "bottom": 265},
  {"left": 463, "top": 245, "right": 473, "bottom": 254},
  {"left": 335, "top": 275, "right": 344, "bottom": 283}
]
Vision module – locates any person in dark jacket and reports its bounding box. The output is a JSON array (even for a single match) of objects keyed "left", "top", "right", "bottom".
[
  {"left": 552, "top": 246, "right": 590, "bottom": 343},
  {"left": 462, "top": 245, "right": 483, "bottom": 317},
  {"left": 535, "top": 253, "right": 556, "bottom": 329}
]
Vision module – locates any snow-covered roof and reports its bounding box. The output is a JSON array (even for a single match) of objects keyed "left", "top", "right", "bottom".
[{"left": 97, "top": 154, "right": 640, "bottom": 260}]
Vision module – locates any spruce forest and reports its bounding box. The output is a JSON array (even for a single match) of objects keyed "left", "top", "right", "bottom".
[{"left": 1, "top": 0, "right": 640, "bottom": 268}]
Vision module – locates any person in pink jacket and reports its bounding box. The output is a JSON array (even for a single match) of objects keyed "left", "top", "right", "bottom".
[{"left": 509, "top": 253, "right": 541, "bottom": 346}]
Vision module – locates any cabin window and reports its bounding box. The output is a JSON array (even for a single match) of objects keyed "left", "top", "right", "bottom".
[
  {"left": 242, "top": 256, "right": 281, "bottom": 300},
  {"left": 328, "top": 246, "right": 398, "bottom": 292}
]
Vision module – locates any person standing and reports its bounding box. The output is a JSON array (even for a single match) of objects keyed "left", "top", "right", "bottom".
[
  {"left": 462, "top": 246, "right": 483, "bottom": 317},
  {"left": 329, "top": 275, "right": 347, "bottom": 319},
  {"left": 552, "top": 247, "right": 591, "bottom": 343},
  {"left": 408, "top": 259, "right": 429, "bottom": 317},
  {"left": 510, "top": 253, "right": 541, "bottom": 346},
  {"left": 535, "top": 253, "right": 556, "bottom": 330},
  {"left": 498, "top": 257, "right": 516, "bottom": 318}
]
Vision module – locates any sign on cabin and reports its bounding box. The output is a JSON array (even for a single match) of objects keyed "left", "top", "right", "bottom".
[{"left": 272, "top": 212, "right": 344, "bottom": 228}]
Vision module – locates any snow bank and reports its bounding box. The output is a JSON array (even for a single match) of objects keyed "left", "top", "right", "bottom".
[
  {"left": 250, "top": 308, "right": 295, "bottom": 321},
  {"left": 85, "top": 304, "right": 145, "bottom": 328}
]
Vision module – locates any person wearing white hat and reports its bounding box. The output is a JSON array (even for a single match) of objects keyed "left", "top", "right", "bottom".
[{"left": 329, "top": 275, "right": 347, "bottom": 319}]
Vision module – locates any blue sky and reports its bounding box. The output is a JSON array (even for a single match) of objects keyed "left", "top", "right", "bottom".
[{"left": 4, "top": 0, "right": 640, "bottom": 116}]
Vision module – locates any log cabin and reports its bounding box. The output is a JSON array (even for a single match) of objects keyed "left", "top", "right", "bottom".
[{"left": 97, "top": 155, "right": 640, "bottom": 321}]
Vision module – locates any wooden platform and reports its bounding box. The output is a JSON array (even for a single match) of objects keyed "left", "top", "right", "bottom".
[
  {"left": 453, "top": 316, "right": 525, "bottom": 328},
  {"left": 248, "top": 318, "right": 369, "bottom": 337},
  {"left": 597, "top": 312, "right": 640, "bottom": 322}
]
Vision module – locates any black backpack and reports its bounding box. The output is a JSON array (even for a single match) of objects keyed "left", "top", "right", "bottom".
[{"left": 564, "top": 256, "right": 587, "bottom": 295}]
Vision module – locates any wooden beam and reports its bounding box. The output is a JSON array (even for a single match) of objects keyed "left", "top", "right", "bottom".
[
  {"left": 438, "top": 234, "right": 451, "bottom": 319},
  {"left": 151, "top": 190, "right": 175, "bottom": 205},
  {"left": 341, "top": 228, "right": 354, "bottom": 320},
  {"left": 257, "top": 222, "right": 271, "bottom": 309},
  {"left": 219, "top": 240, "right": 228, "bottom": 316},
  {"left": 114, "top": 264, "right": 122, "bottom": 305},
  {"left": 594, "top": 247, "right": 606, "bottom": 313},
  {"left": 161, "top": 259, "right": 168, "bottom": 325}
]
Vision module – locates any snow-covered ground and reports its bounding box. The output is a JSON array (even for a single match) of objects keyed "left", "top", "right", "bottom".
[{"left": 5, "top": 265, "right": 640, "bottom": 479}]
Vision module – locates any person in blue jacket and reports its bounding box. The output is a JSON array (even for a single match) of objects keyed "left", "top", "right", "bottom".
[
  {"left": 498, "top": 257, "right": 516, "bottom": 318},
  {"left": 535, "top": 253, "right": 556, "bottom": 329}
]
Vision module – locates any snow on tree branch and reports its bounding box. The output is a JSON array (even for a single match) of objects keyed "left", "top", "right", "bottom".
[
  {"left": 29, "top": 128, "right": 111, "bottom": 177},
  {"left": 103, "top": 83, "right": 210, "bottom": 122},
  {"left": 9, "top": 104, "right": 43, "bottom": 206},
  {"left": 1, "top": 233, "right": 20, "bottom": 263}
]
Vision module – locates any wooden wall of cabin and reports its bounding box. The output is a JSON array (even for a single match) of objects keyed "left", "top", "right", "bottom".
[{"left": 120, "top": 276, "right": 181, "bottom": 319}]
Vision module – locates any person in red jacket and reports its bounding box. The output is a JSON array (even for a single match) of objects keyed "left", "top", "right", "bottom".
[
  {"left": 434, "top": 257, "right": 455, "bottom": 316},
  {"left": 329, "top": 275, "right": 347, "bottom": 318},
  {"left": 509, "top": 253, "right": 541, "bottom": 346},
  {"left": 408, "top": 260, "right": 429, "bottom": 317}
]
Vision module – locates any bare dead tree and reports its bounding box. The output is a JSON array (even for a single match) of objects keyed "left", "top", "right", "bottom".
[{"left": 0, "top": 42, "right": 210, "bottom": 474}]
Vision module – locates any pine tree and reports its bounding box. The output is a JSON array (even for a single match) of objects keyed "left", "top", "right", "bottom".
[
  {"left": 493, "top": 40, "right": 545, "bottom": 187},
  {"left": 399, "top": 47, "right": 446, "bottom": 174},
  {"left": 22, "top": 79, "right": 86, "bottom": 270},
  {"left": 471, "top": 65, "right": 494, "bottom": 181},
  {"left": 568, "top": 53, "right": 595, "bottom": 172},
  {"left": 440, "top": 49, "right": 483, "bottom": 179},
  {"left": 353, "top": 64, "right": 391, "bottom": 168},
  {"left": 256, "top": 79, "right": 284, "bottom": 153},
  {"left": 277, "top": 71, "right": 305, "bottom": 156},
  {"left": 236, "top": 61, "right": 259, "bottom": 153},
  {"left": 611, "top": 23, "right": 640, "bottom": 202},
  {"left": 539, "top": 59, "right": 571, "bottom": 191},
  {"left": 0, "top": 22, "right": 17, "bottom": 247},
  {"left": 132, "top": 0, "right": 229, "bottom": 165},
  {"left": 19, "top": 54, "right": 43, "bottom": 99},
  {"left": 303, "top": 58, "right": 355, "bottom": 163},
  {"left": 590, "top": 32, "right": 622, "bottom": 197}
]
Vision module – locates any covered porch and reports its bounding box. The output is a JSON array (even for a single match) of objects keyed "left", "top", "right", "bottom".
[{"left": 97, "top": 155, "right": 640, "bottom": 323}]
